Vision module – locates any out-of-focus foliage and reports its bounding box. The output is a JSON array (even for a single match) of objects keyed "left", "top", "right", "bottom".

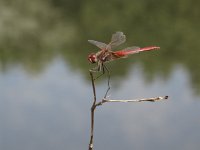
[
  {"left": 0, "top": 0, "right": 77, "bottom": 72},
  {"left": 0, "top": 0, "right": 200, "bottom": 93}
]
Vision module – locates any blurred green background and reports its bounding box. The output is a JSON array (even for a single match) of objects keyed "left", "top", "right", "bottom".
[{"left": 0, "top": 0, "right": 200, "bottom": 93}]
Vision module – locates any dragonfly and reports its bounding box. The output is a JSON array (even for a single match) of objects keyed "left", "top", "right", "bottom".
[
  {"left": 88, "top": 31, "right": 160, "bottom": 97},
  {"left": 88, "top": 32, "right": 160, "bottom": 72}
]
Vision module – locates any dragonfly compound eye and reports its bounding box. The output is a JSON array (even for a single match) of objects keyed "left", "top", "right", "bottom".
[{"left": 88, "top": 53, "right": 97, "bottom": 63}]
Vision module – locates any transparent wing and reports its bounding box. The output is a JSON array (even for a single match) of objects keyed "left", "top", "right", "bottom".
[
  {"left": 120, "top": 46, "right": 140, "bottom": 54},
  {"left": 109, "top": 32, "right": 126, "bottom": 49},
  {"left": 112, "top": 46, "right": 140, "bottom": 58},
  {"left": 124, "top": 46, "right": 140, "bottom": 52},
  {"left": 88, "top": 40, "right": 108, "bottom": 50}
]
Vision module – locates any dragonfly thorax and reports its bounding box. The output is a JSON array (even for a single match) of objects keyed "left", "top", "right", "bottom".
[{"left": 88, "top": 53, "right": 98, "bottom": 63}]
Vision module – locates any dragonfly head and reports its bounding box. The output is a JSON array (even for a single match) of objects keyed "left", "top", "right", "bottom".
[{"left": 88, "top": 53, "right": 97, "bottom": 63}]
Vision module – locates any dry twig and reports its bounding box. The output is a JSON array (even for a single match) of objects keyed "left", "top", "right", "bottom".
[
  {"left": 95, "top": 96, "right": 168, "bottom": 106},
  {"left": 88, "top": 70, "right": 168, "bottom": 150}
]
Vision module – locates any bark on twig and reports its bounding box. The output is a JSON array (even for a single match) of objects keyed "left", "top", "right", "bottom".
[{"left": 88, "top": 71, "right": 96, "bottom": 150}]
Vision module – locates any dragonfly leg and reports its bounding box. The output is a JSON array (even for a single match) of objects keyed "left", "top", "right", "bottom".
[
  {"left": 93, "top": 67, "right": 105, "bottom": 80},
  {"left": 91, "top": 62, "right": 105, "bottom": 80},
  {"left": 89, "top": 63, "right": 111, "bottom": 98},
  {"left": 103, "top": 64, "right": 111, "bottom": 98},
  {"left": 89, "top": 66, "right": 99, "bottom": 73}
]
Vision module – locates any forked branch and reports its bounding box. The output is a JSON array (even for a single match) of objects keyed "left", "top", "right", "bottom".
[{"left": 88, "top": 70, "right": 168, "bottom": 150}]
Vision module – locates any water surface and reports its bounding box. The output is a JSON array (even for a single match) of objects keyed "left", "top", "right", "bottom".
[{"left": 0, "top": 0, "right": 200, "bottom": 150}]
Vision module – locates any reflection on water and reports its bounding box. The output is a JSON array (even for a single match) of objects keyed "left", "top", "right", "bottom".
[
  {"left": 0, "top": 0, "right": 200, "bottom": 150},
  {"left": 0, "top": 58, "right": 200, "bottom": 150}
]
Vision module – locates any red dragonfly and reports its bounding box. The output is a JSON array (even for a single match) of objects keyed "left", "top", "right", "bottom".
[{"left": 88, "top": 32, "right": 160, "bottom": 72}]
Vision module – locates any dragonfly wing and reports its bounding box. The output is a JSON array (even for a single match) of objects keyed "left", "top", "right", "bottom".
[
  {"left": 120, "top": 46, "right": 159, "bottom": 55},
  {"left": 88, "top": 40, "right": 108, "bottom": 50},
  {"left": 121, "top": 46, "right": 141, "bottom": 54},
  {"left": 112, "top": 46, "right": 140, "bottom": 58},
  {"left": 109, "top": 32, "right": 126, "bottom": 49},
  {"left": 124, "top": 46, "right": 140, "bottom": 52}
]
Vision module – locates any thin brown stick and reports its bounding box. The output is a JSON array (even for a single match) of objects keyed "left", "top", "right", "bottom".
[
  {"left": 90, "top": 71, "right": 97, "bottom": 105},
  {"left": 88, "top": 71, "right": 96, "bottom": 150}
]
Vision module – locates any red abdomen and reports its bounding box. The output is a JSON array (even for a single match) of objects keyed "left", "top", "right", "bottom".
[{"left": 113, "top": 46, "right": 160, "bottom": 58}]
